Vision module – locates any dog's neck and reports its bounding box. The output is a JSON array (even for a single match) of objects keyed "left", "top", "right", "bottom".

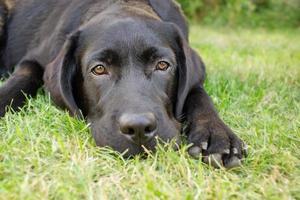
[
  {"left": 82, "top": 0, "right": 160, "bottom": 26},
  {"left": 120, "top": 0, "right": 161, "bottom": 20}
]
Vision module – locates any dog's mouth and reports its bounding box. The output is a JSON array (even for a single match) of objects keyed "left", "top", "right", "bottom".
[
  {"left": 90, "top": 119, "right": 182, "bottom": 157},
  {"left": 116, "top": 136, "right": 181, "bottom": 158}
]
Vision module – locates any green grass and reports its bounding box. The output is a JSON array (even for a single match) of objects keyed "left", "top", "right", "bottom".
[{"left": 1, "top": 26, "right": 300, "bottom": 199}]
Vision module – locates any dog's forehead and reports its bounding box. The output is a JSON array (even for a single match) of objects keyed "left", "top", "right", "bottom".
[
  {"left": 79, "top": 18, "right": 176, "bottom": 64},
  {"left": 82, "top": 18, "right": 173, "bottom": 50}
]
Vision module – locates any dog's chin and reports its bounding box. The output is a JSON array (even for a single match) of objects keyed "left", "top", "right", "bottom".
[
  {"left": 110, "top": 138, "right": 181, "bottom": 158},
  {"left": 92, "top": 131, "right": 181, "bottom": 157},
  {"left": 93, "top": 136, "right": 157, "bottom": 157}
]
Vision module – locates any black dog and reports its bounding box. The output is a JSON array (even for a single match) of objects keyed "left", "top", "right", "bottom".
[{"left": 0, "top": 0, "right": 246, "bottom": 168}]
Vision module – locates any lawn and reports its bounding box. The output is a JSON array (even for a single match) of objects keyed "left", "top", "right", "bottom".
[{"left": 0, "top": 25, "right": 299, "bottom": 199}]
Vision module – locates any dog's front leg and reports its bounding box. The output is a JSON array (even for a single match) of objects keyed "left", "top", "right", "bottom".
[
  {"left": 0, "top": 61, "right": 43, "bottom": 117},
  {"left": 184, "top": 86, "right": 247, "bottom": 168}
]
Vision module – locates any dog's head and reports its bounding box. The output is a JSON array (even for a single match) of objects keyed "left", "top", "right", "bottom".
[{"left": 44, "top": 10, "right": 204, "bottom": 156}]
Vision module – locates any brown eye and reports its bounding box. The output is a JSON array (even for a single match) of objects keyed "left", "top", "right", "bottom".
[
  {"left": 156, "top": 61, "right": 170, "bottom": 71},
  {"left": 91, "top": 65, "right": 107, "bottom": 75}
]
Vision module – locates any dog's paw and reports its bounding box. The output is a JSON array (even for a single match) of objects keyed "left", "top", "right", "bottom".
[{"left": 187, "top": 119, "right": 247, "bottom": 169}]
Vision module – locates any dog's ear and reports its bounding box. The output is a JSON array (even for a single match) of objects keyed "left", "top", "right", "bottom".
[
  {"left": 148, "top": 0, "right": 189, "bottom": 39},
  {"left": 174, "top": 29, "right": 206, "bottom": 119},
  {"left": 43, "top": 32, "right": 82, "bottom": 117}
]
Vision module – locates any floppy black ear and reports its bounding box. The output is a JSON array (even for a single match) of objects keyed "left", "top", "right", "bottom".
[
  {"left": 148, "top": 0, "right": 189, "bottom": 39},
  {"left": 175, "top": 31, "right": 206, "bottom": 119},
  {"left": 43, "top": 32, "right": 82, "bottom": 117}
]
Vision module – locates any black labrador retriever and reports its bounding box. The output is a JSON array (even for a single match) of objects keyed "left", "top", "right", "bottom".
[{"left": 0, "top": 0, "right": 247, "bottom": 168}]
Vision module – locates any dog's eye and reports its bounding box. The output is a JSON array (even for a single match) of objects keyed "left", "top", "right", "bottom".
[
  {"left": 91, "top": 65, "right": 107, "bottom": 75},
  {"left": 156, "top": 61, "right": 170, "bottom": 71}
]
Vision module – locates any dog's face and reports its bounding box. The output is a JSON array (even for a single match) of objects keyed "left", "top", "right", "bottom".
[
  {"left": 80, "top": 19, "right": 182, "bottom": 155},
  {"left": 45, "top": 16, "right": 193, "bottom": 156}
]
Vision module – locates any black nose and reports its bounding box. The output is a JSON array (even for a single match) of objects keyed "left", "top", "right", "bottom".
[{"left": 119, "top": 113, "right": 157, "bottom": 143}]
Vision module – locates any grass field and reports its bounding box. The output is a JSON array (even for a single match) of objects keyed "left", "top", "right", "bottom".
[{"left": 0, "top": 25, "right": 299, "bottom": 199}]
